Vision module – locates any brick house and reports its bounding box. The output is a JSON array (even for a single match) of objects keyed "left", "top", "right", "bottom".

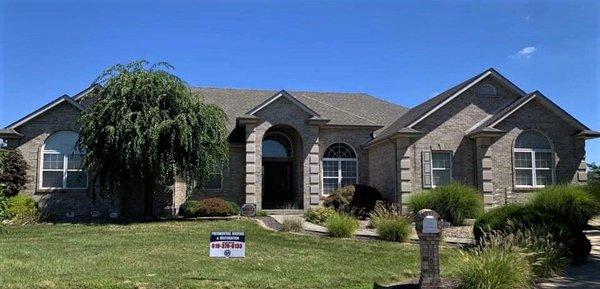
[{"left": 1, "top": 68, "right": 598, "bottom": 219}]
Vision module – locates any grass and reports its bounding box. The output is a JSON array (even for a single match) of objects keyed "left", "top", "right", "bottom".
[{"left": 0, "top": 220, "right": 457, "bottom": 289}]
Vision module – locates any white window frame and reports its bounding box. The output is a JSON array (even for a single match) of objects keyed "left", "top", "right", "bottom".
[
  {"left": 431, "top": 151, "right": 452, "bottom": 188},
  {"left": 513, "top": 148, "right": 554, "bottom": 189},
  {"left": 39, "top": 151, "right": 87, "bottom": 190},
  {"left": 321, "top": 143, "right": 358, "bottom": 196}
]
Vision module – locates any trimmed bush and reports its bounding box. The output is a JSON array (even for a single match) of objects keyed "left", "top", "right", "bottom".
[
  {"left": 457, "top": 246, "right": 534, "bottom": 289},
  {"left": 304, "top": 206, "right": 336, "bottom": 224},
  {"left": 0, "top": 149, "right": 28, "bottom": 197},
  {"left": 323, "top": 184, "right": 383, "bottom": 218},
  {"left": 375, "top": 217, "right": 411, "bottom": 242},
  {"left": 280, "top": 217, "right": 303, "bottom": 232},
  {"left": 530, "top": 184, "right": 600, "bottom": 229},
  {"left": 179, "top": 198, "right": 238, "bottom": 217},
  {"left": 408, "top": 183, "right": 483, "bottom": 225},
  {"left": 326, "top": 213, "right": 359, "bottom": 238},
  {"left": 7, "top": 194, "right": 39, "bottom": 224}
]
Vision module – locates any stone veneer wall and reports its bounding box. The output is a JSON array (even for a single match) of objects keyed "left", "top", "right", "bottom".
[
  {"left": 409, "top": 77, "right": 521, "bottom": 192},
  {"left": 489, "top": 99, "right": 586, "bottom": 204},
  {"left": 6, "top": 102, "right": 118, "bottom": 220}
]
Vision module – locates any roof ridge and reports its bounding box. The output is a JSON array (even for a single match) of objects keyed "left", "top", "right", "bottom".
[
  {"left": 298, "top": 94, "right": 377, "bottom": 124},
  {"left": 191, "top": 86, "right": 372, "bottom": 95}
]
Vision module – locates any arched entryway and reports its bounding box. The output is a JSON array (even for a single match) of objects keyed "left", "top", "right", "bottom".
[{"left": 261, "top": 126, "right": 302, "bottom": 209}]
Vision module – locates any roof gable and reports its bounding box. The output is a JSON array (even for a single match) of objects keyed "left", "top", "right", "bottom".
[
  {"left": 482, "top": 91, "right": 589, "bottom": 131},
  {"left": 247, "top": 90, "right": 320, "bottom": 117},
  {"left": 373, "top": 68, "right": 527, "bottom": 141},
  {"left": 6, "top": 95, "right": 84, "bottom": 129}
]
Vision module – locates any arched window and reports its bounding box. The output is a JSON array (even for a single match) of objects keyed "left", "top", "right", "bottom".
[
  {"left": 322, "top": 143, "right": 357, "bottom": 195},
  {"left": 262, "top": 132, "right": 292, "bottom": 158},
  {"left": 478, "top": 83, "right": 497, "bottom": 97},
  {"left": 514, "top": 131, "right": 553, "bottom": 188},
  {"left": 40, "top": 131, "right": 87, "bottom": 189}
]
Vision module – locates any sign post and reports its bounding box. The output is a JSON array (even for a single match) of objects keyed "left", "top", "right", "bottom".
[{"left": 209, "top": 232, "right": 246, "bottom": 258}]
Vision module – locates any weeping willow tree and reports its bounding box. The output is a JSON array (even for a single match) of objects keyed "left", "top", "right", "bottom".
[{"left": 77, "top": 61, "right": 228, "bottom": 217}]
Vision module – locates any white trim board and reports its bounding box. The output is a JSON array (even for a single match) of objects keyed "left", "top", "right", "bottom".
[
  {"left": 247, "top": 90, "right": 320, "bottom": 117},
  {"left": 7, "top": 95, "right": 85, "bottom": 129},
  {"left": 489, "top": 92, "right": 588, "bottom": 130}
]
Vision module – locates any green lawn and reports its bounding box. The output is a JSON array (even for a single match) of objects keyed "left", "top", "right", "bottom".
[{"left": 0, "top": 220, "right": 457, "bottom": 289}]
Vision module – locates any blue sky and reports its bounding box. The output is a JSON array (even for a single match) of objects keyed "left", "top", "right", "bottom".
[{"left": 1, "top": 0, "right": 599, "bottom": 161}]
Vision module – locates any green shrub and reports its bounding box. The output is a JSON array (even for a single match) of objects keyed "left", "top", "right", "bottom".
[
  {"left": 585, "top": 182, "right": 600, "bottom": 206},
  {"left": 280, "top": 217, "right": 303, "bottom": 232},
  {"left": 256, "top": 210, "right": 269, "bottom": 217},
  {"left": 473, "top": 203, "right": 544, "bottom": 243},
  {"left": 484, "top": 226, "right": 569, "bottom": 278},
  {"left": 369, "top": 201, "right": 403, "bottom": 228},
  {"left": 474, "top": 185, "right": 597, "bottom": 262},
  {"left": 326, "top": 213, "right": 359, "bottom": 238},
  {"left": 323, "top": 184, "right": 384, "bottom": 218},
  {"left": 0, "top": 195, "right": 10, "bottom": 220},
  {"left": 179, "top": 198, "right": 238, "bottom": 217},
  {"left": 530, "top": 184, "right": 600, "bottom": 229},
  {"left": 408, "top": 183, "right": 483, "bottom": 225},
  {"left": 227, "top": 201, "right": 240, "bottom": 215},
  {"left": 0, "top": 149, "right": 28, "bottom": 197},
  {"left": 457, "top": 246, "right": 533, "bottom": 289},
  {"left": 7, "top": 194, "right": 38, "bottom": 224},
  {"left": 304, "top": 206, "right": 336, "bottom": 224},
  {"left": 375, "top": 217, "right": 411, "bottom": 242}
]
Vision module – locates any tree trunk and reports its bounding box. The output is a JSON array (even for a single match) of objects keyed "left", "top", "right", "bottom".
[{"left": 143, "top": 176, "right": 154, "bottom": 218}]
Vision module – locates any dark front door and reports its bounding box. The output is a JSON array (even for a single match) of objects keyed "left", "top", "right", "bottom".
[{"left": 262, "top": 160, "right": 294, "bottom": 209}]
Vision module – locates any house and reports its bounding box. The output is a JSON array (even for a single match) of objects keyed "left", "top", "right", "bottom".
[{"left": 1, "top": 68, "right": 598, "bottom": 219}]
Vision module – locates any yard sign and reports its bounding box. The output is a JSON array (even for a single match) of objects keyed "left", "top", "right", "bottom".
[{"left": 209, "top": 232, "right": 245, "bottom": 258}]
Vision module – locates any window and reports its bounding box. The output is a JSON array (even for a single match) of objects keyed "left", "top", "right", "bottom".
[
  {"left": 262, "top": 132, "right": 292, "bottom": 158},
  {"left": 478, "top": 83, "right": 497, "bottom": 97},
  {"left": 422, "top": 151, "right": 452, "bottom": 188},
  {"left": 431, "top": 152, "right": 452, "bottom": 187},
  {"left": 203, "top": 165, "right": 223, "bottom": 190},
  {"left": 40, "top": 131, "right": 87, "bottom": 189},
  {"left": 514, "top": 131, "right": 554, "bottom": 188},
  {"left": 322, "top": 143, "right": 357, "bottom": 195}
]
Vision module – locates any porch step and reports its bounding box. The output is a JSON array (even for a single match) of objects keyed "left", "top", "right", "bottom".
[{"left": 263, "top": 209, "right": 304, "bottom": 216}]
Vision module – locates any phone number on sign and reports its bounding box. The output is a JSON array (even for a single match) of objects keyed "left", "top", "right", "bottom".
[{"left": 211, "top": 242, "right": 243, "bottom": 249}]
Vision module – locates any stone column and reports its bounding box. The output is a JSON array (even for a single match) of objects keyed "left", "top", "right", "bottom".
[
  {"left": 396, "top": 138, "right": 412, "bottom": 211},
  {"left": 475, "top": 137, "right": 495, "bottom": 209},
  {"left": 244, "top": 124, "right": 258, "bottom": 207},
  {"left": 414, "top": 209, "right": 443, "bottom": 289},
  {"left": 303, "top": 124, "right": 321, "bottom": 209}
]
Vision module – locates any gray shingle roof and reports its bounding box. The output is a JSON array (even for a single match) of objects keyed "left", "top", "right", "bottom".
[{"left": 192, "top": 87, "right": 408, "bottom": 130}]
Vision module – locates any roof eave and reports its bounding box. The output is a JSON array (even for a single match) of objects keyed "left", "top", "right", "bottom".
[
  {"left": 0, "top": 129, "right": 24, "bottom": 139},
  {"left": 7, "top": 95, "right": 85, "bottom": 129},
  {"left": 575, "top": 130, "right": 600, "bottom": 140}
]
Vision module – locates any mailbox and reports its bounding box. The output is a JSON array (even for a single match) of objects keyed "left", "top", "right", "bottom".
[{"left": 422, "top": 215, "right": 439, "bottom": 234}]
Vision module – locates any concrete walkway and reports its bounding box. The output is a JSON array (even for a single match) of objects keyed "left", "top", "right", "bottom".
[{"left": 536, "top": 230, "right": 600, "bottom": 289}]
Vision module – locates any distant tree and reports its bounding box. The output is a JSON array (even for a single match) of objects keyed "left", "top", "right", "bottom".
[
  {"left": 0, "top": 149, "right": 28, "bottom": 197},
  {"left": 77, "top": 61, "right": 229, "bottom": 217},
  {"left": 588, "top": 163, "right": 600, "bottom": 186}
]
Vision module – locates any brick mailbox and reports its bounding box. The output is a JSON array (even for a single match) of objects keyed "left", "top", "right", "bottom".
[{"left": 414, "top": 209, "right": 443, "bottom": 289}]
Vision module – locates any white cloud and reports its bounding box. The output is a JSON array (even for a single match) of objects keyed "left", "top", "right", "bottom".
[
  {"left": 510, "top": 46, "right": 537, "bottom": 59},
  {"left": 523, "top": 15, "right": 531, "bottom": 22}
]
